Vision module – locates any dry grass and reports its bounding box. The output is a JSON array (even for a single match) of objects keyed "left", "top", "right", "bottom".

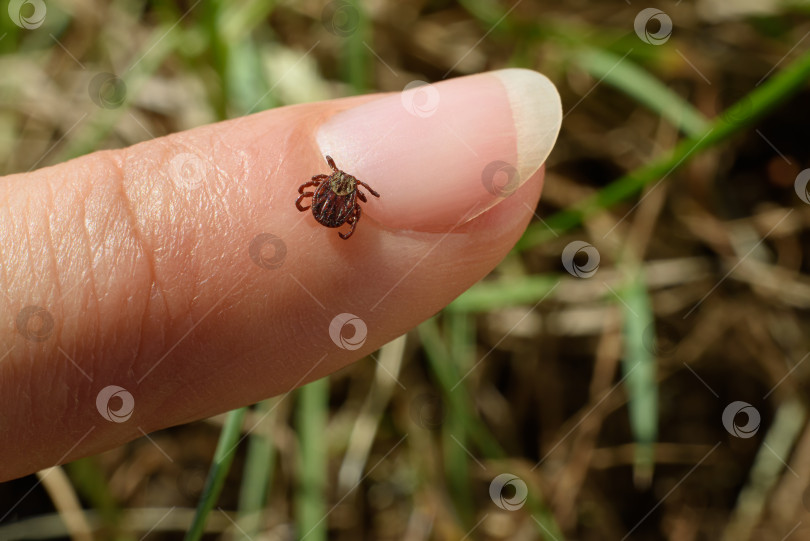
[{"left": 1, "top": 1, "right": 810, "bottom": 540}]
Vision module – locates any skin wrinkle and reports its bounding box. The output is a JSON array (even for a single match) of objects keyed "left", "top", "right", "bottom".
[
  {"left": 21, "top": 190, "right": 37, "bottom": 303},
  {"left": 131, "top": 138, "right": 195, "bottom": 326},
  {"left": 43, "top": 175, "right": 64, "bottom": 311},
  {"left": 169, "top": 135, "right": 230, "bottom": 318},
  {"left": 85, "top": 182, "right": 112, "bottom": 371},
  {"left": 192, "top": 138, "right": 254, "bottom": 299},
  {"left": 116, "top": 147, "right": 159, "bottom": 369},
  {"left": 211, "top": 132, "right": 253, "bottom": 206},
  {"left": 123, "top": 133, "right": 254, "bottom": 388},
  {"left": 65, "top": 159, "right": 106, "bottom": 382},
  {"left": 0, "top": 182, "right": 13, "bottom": 316},
  {"left": 4, "top": 197, "right": 20, "bottom": 300},
  {"left": 5, "top": 113, "right": 319, "bottom": 444},
  {"left": 79, "top": 164, "right": 102, "bottom": 369},
  {"left": 22, "top": 153, "right": 154, "bottom": 404},
  {"left": 206, "top": 132, "right": 262, "bottom": 237}
]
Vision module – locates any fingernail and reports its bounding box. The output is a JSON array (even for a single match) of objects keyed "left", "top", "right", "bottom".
[{"left": 316, "top": 69, "right": 562, "bottom": 231}]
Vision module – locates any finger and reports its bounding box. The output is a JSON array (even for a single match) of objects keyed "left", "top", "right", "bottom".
[{"left": 0, "top": 69, "right": 561, "bottom": 480}]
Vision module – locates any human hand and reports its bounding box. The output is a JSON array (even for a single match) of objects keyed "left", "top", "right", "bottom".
[{"left": 0, "top": 69, "right": 561, "bottom": 481}]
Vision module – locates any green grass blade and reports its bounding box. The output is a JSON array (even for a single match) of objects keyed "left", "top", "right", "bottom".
[
  {"left": 340, "top": 0, "right": 370, "bottom": 94},
  {"left": 226, "top": 38, "right": 277, "bottom": 113},
  {"left": 443, "top": 312, "right": 475, "bottom": 524},
  {"left": 0, "top": 10, "right": 22, "bottom": 53},
  {"left": 185, "top": 407, "right": 248, "bottom": 541},
  {"left": 531, "top": 503, "right": 566, "bottom": 541},
  {"left": 203, "top": 1, "right": 276, "bottom": 117},
  {"left": 221, "top": 0, "right": 278, "bottom": 40},
  {"left": 236, "top": 399, "right": 277, "bottom": 539},
  {"left": 574, "top": 47, "right": 710, "bottom": 137},
  {"left": 456, "top": 0, "right": 520, "bottom": 38},
  {"left": 617, "top": 267, "right": 657, "bottom": 487},
  {"left": 721, "top": 399, "right": 806, "bottom": 540},
  {"left": 200, "top": 0, "right": 229, "bottom": 118},
  {"left": 418, "top": 318, "right": 502, "bottom": 459},
  {"left": 448, "top": 274, "right": 560, "bottom": 312},
  {"left": 442, "top": 414, "right": 475, "bottom": 525},
  {"left": 65, "top": 457, "right": 122, "bottom": 534},
  {"left": 418, "top": 318, "right": 566, "bottom": 539},
  {"left": 296, "top": 377, "right": 329, "bottom": 541},
  {"left": 517, "top": 47, "right": 810, "bottom": 251}
]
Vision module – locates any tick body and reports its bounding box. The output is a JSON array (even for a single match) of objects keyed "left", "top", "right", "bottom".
[{"left": 296, "top": 155, "right": 380, "bottom": 239}]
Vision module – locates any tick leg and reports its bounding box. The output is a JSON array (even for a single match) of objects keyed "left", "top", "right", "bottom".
[
  {"left": 357, "top": 181, "right": 380, "bottom": 198},
  {"left": 310, "top": 174, "right": 329, "bottom": 181},
  {"left": 299, "top": 179, "right": 322, "bottom": 194},
  {"left": 339, "top": 206, "right": 360, "bottom": 239},
  {"left": 357, "top": 191, "right": 367, "bottom": 203},
  {"left": 296, "top": 192, "right": 314, "bottom": 211}
]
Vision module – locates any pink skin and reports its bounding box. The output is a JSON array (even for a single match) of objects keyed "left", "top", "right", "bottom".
[{"left": 0, "top": 70, "right": 558, "bottom": 481}]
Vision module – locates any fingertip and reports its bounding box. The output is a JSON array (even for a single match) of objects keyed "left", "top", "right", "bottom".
[
  {"left": 490, "top": 69, "right": 562, "bottom": 184},
  {"left": 315, "top": 70, "right": 560, "bottom": 233}
]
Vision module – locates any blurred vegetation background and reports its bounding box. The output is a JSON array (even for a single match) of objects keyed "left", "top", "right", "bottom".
[{"left": 2, "top": 0, "right": 810, "bottom": 539}]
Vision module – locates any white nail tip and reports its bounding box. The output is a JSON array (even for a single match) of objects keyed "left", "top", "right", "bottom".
[{"left": 490, "top": 69, "right": 563, "bottom": 183}]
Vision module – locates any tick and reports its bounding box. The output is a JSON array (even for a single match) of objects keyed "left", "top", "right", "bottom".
[{"left": 296, "top": 155, "right": 380, "bottom": 239}]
